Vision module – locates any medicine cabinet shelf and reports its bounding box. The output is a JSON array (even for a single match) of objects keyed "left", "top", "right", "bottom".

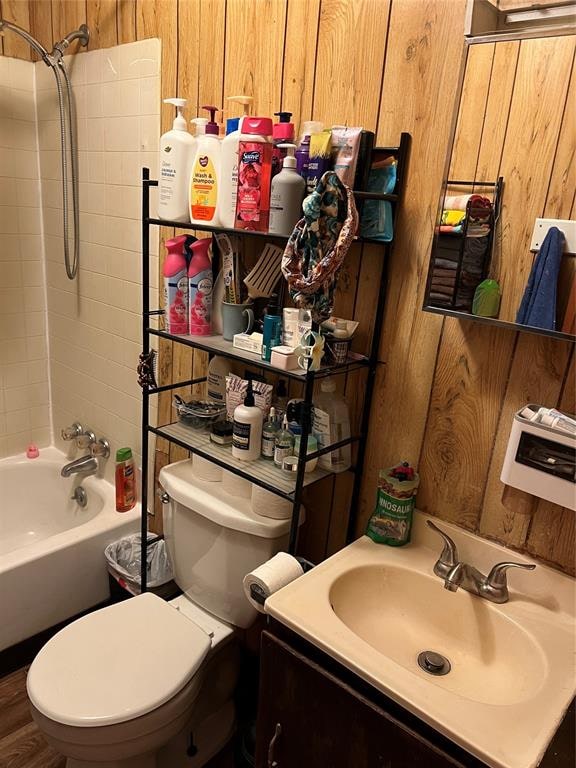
[
  {"left": 139, "top": 132, "right": 411, "bottom": 591},
  {"left": 147, "top": 328, "right": 370, "bottom": 381}
]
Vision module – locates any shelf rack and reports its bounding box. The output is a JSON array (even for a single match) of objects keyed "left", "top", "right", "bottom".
[{"left": 139, "top": 133, "right": 411, "bottom": 591}]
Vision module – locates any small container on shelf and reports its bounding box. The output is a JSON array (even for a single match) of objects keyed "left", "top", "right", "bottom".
[{"left": 173, "top": 396, "right": 226, "bottom": 430}]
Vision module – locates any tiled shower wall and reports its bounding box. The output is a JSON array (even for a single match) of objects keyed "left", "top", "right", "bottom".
[
  {"left": 0, "top": 56, "right": 50, "bottom": 457},
  {"left": 37, "top": 39, "right": 160, "bottom": 481}
]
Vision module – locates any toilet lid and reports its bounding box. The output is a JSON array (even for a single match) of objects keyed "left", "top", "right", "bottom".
[{"left": 27, "top": 593, "right": 211, "bottom": 727}]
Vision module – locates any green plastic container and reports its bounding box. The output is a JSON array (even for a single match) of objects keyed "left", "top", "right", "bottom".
[{"left": 366, "top": 463, "right": 420, "bottom": 546}]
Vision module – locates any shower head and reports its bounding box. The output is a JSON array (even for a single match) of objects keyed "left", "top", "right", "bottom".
[{"left": 0, "top": 19, "right": 51, "bottom": 63}]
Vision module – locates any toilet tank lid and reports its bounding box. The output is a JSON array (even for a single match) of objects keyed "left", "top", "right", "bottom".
[
  {"left": 159, "top": 461, "right": 294, "bottom": 539},
  {"left": 26, "top": 593, "right": 211, "bottom": 728}
]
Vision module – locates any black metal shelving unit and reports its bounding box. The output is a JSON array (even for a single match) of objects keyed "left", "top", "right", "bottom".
[{"left": 139, "top": 132, "right": 411, "bottom": 591}]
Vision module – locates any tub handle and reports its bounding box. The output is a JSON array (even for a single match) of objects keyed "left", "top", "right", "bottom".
[
  {"left": 157, "top": 488, "right": 170, "bottom": 504},
  {"left": 61, "top": 422, "right": 83, "bottom": 441},
  {"left": 91, "top": 438, "right": 110, "bottom": 459}
]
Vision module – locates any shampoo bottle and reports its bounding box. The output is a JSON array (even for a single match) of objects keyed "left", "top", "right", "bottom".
[
  {"left": 269, "top": 144, "right": 306, "bottom": 236},
  {"left": 232, "top": 379, "right": 263, "bottom": 461},
  {"left": 115, "top": 447, "right": 136, "bottom": 512},
  {"left": 163, "top": 235, "right": 190, "bottom": 334},
  {"left": 159, "top": 99, "right": 196, "bottom": 222},
  {"left": 235, "top": 117, "right": 273, "bottom": 231},
  {"left": 187, "top": 237, "right": 213, "bottom": 335},
  {"left": 189, "top": 106, "right": 222, "bottom": 226},
  {"left": 272, "top": 110, "right": 294, "bottom": 177},
  {"left": 218, "top": 95, "right": 253, "bottom": 229}
]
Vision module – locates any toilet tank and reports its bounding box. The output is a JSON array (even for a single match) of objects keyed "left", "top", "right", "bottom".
[{"left": 159, "top": 460, "right": 297, "bottom": 629}]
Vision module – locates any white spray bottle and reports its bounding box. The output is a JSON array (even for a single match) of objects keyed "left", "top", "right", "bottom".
[{"left": 158, "top": 98, "right": 196, "bottom": 222}]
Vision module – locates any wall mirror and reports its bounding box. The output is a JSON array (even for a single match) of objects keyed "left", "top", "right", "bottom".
[{"left": 423, "top": 30, "right": 576, "bottom": 342}]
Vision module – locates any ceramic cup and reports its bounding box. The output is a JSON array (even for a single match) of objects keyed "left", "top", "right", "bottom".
[{"left": 222, "top": 302, "right": 255, "bottom": 341}]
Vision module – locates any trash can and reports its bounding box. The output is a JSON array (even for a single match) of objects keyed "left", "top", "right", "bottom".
[{"left": 105, "top": 533, "right": 178, "bottom": 599}]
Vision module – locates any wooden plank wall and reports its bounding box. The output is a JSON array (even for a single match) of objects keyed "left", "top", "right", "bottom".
[{"left": 3, "top": 0, "right": 574, "bottom": 574}]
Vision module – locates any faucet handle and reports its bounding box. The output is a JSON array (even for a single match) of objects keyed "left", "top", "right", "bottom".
[
  {"left": 76, "top": 429, "right": 96, "bottom": 450},
  {"left": 91, "top": 438, "right": 110, "bottom": 459},
  {"left": 426, "top": 520, "right": 459, "bottom": 577},
  {"left": 61, "top": 422, "right": 83, "bottom": 441},
  {"left": 486, "top": 561, "right": 536, "bottom": 589}
]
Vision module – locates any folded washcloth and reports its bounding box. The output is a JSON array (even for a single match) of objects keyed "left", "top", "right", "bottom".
[
  {"left": 441, "top": 209, "right": 466, "bottom": 226},
  {"left": 516, "top": 227, "right": 564, "bottom": 330}
]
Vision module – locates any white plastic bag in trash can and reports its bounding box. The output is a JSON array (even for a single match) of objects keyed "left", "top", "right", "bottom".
[{"left": 105, "top": 533, "right": 173, "bottom": 595}]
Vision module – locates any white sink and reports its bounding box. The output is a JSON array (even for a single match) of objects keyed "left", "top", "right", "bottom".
[{"left": 265, "top": 513, "right": 576, "bottom": 768}]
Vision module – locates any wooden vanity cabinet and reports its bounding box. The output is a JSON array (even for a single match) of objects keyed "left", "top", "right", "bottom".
[{"left": 255, "top": 630, "right": 468, "bottom": 768}]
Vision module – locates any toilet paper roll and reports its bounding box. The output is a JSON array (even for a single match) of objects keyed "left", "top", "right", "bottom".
[
  {"left": 222, "top": 470, "right": 252, "bottom": 498},
  {"left": 192, "top": 455, "right": 223, "bottom": 482},
  {"left": 243, "top": 553, "right": 304, "bottom": 614},
  {"left": 251, "top": 485, "right": 292, "bottom": 520}
]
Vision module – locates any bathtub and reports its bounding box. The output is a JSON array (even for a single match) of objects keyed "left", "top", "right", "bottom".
[{"left": 0, "top": 447, "right": 139, "bottom": 652}]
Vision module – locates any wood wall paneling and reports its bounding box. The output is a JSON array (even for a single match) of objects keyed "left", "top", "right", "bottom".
[
  {"left": 4, "top": 0, "right": 575, "bottom": 573},
  {"left": 0, "top": 0, "right": 32, "bottom": 59}
]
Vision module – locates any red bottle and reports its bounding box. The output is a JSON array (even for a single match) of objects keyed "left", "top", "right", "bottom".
[
  {"left": 115, "top": 447, "right": 136, "bottom": 512},
  {"left": 235, "top": 117, "right": 273, "bottom": 231}
]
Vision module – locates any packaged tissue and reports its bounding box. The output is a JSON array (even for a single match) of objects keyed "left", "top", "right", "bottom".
[{"left": 366, "top": 462, "right": 420, "bottom": 546}]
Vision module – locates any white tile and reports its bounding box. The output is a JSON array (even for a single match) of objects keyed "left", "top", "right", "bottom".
[
  {"left": 139, "top": 114, "right": 160, "bottom": 152},
  {"left": 104, "top": 151, "right": 124, "bottom": 185},
  {"left": 12, "top": 150, "right": 38, "bottom": 180},
  {"left": 11, "top": 119, "right": 37, "bottom": 151},
  {"left": 79, "top": 182, "right": 106, "bottom": 214},
  {"left": 74, "top": 84, "right": 88, "bottom": 119},
  {"left": 0, "top": 207, "right": 21, "bottom": 235},
  {"left": 34, "top": 62, "right": 54, "bottom": 91},
  {"left": 86, "top": 117, "right": 105, "bottom": 151},
  {"left": 79, "top": 212, "right": 108, "bottom": 245},
  {"left": 0, "top": 179, "right": 12, "bottom": 206},
  {"left": 16, "top": 179, "right": 41, "bottom": 208},
  {"left": 38, "top": 120, "right": 60, "bottom": 152},
  {"left": 86, "top": 151, "right": 106, "bottom": 184},
  {"left": 121, "top": 80, "right": 140, "bottom": 116},
  {"left": 85, "top": 83, "right": 103, "bottom": 118},
  {"left": 35, "top": 88, "right": 60, "bottom": 122},
  {"left": 40, "top": 150, "right": 62, "bottom": 181},
  {"left": 10, "top": 58, "right": 34, "bottom": 91},
  {"left": 0, "top": 148, "right": 14, "bottom": 178},
  {"left": 85, "top": 49, "right": 102, "bottom": 84},
  {"left": 101, "top": 47, "right": 121, "bottom": 83},
  {"left": 19, "top": 235, "right": 43, "bottom": 261},
  {"left": 0, "top": 57, "right": 11, "bottom": 86},
  {"left": 105, "top": 216, "right": 140, "bottom": 251},
  {"left": 104, "top": 116, "right": 140, "bottom": 152},
  {"left": 67, "top": 51, "right": 87, "bottom": 86},
  {"left": 10, "top": 88, "right": 36, "bottom": 122},
  {"left": 0, "top": 313, "right": 25, "bottom": 340},
  {"left": 139, "top": 76, "right": 159, "bottom": 115},
  {"left": 0, "top": 337, "right": 27, "bottom": 363},
  {"left": 18, "top": 207, "right": 42, "bottom": 235},
  {"left": 105, "top": 185, "right": 140, "bottom": 219}
]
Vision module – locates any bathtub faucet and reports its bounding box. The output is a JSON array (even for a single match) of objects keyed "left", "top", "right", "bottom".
[{"left": 61, "top": 455, "right": 98, "bottom": 478}]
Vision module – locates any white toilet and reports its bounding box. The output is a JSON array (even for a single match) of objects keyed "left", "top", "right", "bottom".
[{"left": 27, "top": 459, "right": 295, "bottom": 768}]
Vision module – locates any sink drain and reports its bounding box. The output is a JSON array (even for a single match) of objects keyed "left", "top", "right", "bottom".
[{"left": 418, "top": 650, "right": 451, "bottom": 676}]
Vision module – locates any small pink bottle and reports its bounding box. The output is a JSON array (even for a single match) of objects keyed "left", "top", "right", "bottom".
[
  {"left": 163, "top": 235, "right": 189, "bottom": 334},
  {"left": 187, "top": 238, "right": 213, "bottom": 335}
]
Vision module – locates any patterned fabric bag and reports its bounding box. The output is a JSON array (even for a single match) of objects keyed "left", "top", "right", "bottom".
[{"left": 281, "top": 171, "right": 358, "bottom": 323}]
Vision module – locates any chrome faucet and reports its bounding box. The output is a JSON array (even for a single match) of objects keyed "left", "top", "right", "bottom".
[
  {"left": 61, "top": 454, "right": 98, "bottom": 478},
  {"left": 427, "top": 520, "right": 535, "bottom": 604}
]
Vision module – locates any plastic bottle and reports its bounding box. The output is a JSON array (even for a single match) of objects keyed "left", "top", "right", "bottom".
[
  {"left": 218, "top": 95, "right": 253, "bottom": 229},
  {"left": 261, "top": 406, "right": 279, "bottom": 459},
  {"left": 274, "top": 415, "right": 294, "bottom": 468},
  {"left": 189, "top": 106, "right": 222, "bottom": 226},
  {"left": 312, "top": 377, "right": 351, "bottom": 472},
  {"left": 163, "top": 235, "right": 189, "bottom": 334},
  {"left": 269, "top": 144, "right": 306, "bottom": 236},
  {"left": 292, "top": 426, "right": 319, "bottom": 473},
  {"left": 191, "top": 116, "right": 209, "bottom": 137},
  {"left": 272, "top": 110, "right": 294, "bottom": 177},
  {"left": 115, "top": 447, "right": 136, "bottom": 512},
  {"left": 232, "top": 379, "right": 263, "bottom": 461},
  {"left": 187, "top": 237, "right": 213, "bottom": 335},
  {"left": 159, "top": 98, "right": 197, "bottom": 222},
  {"left": 273, "top": 379, "right": 288, "bottom": 417},
  {"left": 235, "top": 117, "right": 273, "bottom": 231},
  {"left": 207, "top": 355, "right": 231, "bottom": 403},
  {"left": 295, "top": 120, "right": 323, "bottom": 180},
  {"left": 261, "top": 294, "right": 283, "bottom": 362}
]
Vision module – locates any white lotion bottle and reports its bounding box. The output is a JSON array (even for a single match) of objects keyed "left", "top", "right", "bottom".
[
  {"left": 269, "top": 143, "right": 306, "bottom": 236},
  {"left": 218, "top": 95, "right": 253, "bottom": 229},
  {"left": 232, "top": 379, "right": 263, "bottom": 461},
  {"left": 158, "top": 98, "right": 197, "bottom": 222}
]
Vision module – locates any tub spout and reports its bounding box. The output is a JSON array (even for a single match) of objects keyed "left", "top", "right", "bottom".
[{"left": 61, "top": 455, "right": 98, "bottom": 478}]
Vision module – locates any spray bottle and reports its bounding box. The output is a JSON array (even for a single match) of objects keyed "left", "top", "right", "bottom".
[
  {"left": 187, "top": 237, "right": 213, "bottom": 335},
  {"left": 163, "top": 235, "right": 190, "bottom": 334},
  {"left": 218, "top": 95, "right": 253, "bottom": 228},
  {"left": 158, "top": 98, "right": 196, "bottom": 222},
  {"left": 189, "top": 106, "right": 222, "bottom": 226}
]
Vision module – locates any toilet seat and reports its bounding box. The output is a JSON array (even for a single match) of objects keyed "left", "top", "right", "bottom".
[{"left": 27, "top": 593, "right": 211, "bottom": 728}]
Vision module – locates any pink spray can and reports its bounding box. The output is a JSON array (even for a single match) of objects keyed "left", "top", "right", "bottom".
[
  {"left": 188, "top": 238, "right": 213, "bottom": 335},
  {"left": 163, "top": 235, "right": 189, "bottom": 334}
]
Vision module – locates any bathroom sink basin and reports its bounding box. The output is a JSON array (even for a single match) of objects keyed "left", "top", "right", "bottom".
[
  {"left": 265, "top": 514, "right": 576, "bottom": 768},
  {"left": 329, "top": 565, "right": 546, "bottom": 706}
]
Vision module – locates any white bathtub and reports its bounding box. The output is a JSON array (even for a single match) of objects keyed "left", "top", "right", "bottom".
[{"left": 0, "top": 447, "right": 140, "bottom": 652}]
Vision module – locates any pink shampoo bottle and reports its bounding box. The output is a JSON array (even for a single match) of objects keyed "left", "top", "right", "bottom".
[
  {"left": 188, "top": 238, "right": 213, "bottom": 335},
  {"left": 163, "top": 235, "right": 189, "bottom": 334}
]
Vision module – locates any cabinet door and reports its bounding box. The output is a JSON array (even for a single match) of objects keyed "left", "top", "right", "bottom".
[{"left": 256, "top": 632, "right": 464, "bottom": 768}]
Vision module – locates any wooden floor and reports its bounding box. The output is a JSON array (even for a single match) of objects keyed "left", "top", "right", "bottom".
[
  {"left": 0, "top": 666, "right": 235, "bottom": 768},
  {"left": 0, "top": 666, "right": 64, "bottom": 768}
]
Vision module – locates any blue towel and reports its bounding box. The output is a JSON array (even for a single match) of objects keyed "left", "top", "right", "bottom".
[{"left": 516, "top": 226, "right": 564, "bottom": 330}]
